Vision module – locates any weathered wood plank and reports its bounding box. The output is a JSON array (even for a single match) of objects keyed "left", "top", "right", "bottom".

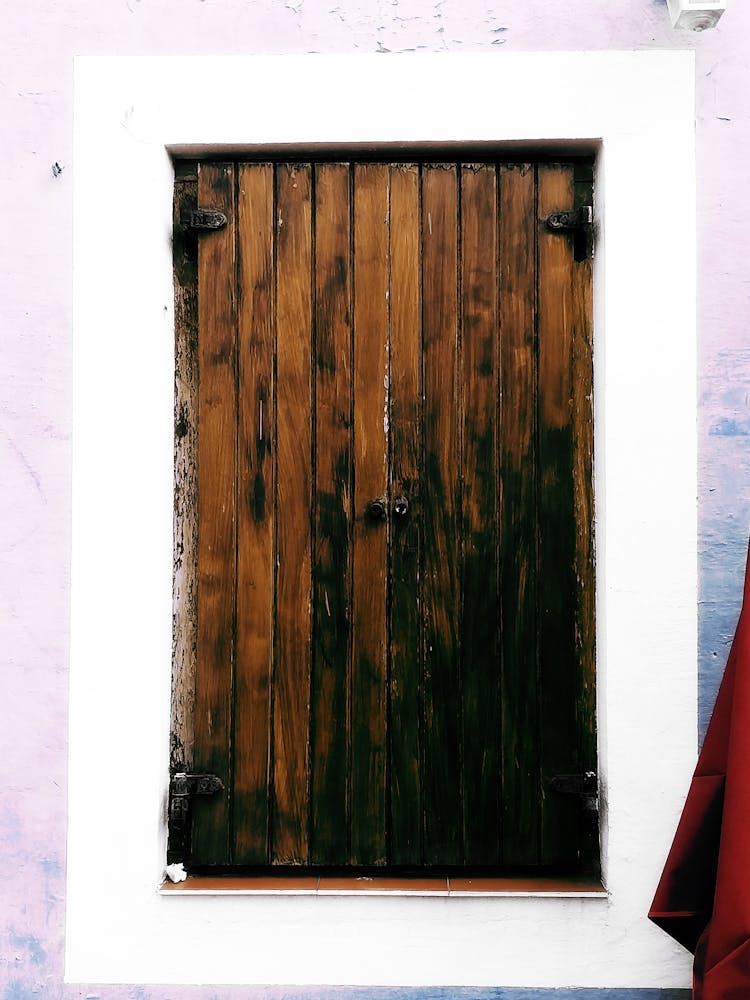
[
  {"left": 421, "top": 164, "right": 461, "bottom": 865},
  {"left": 234, "top": 163, "right": 274, "bottom": 864},
  {"left": 460, "top": 163, "right": 501, "bottom": 866},
  {"left": 537, "top": 163, "right": 580, "bottom": 867},
  {"left": 192, "top": 162, "right": 236, "bottom": 865},
  {"left": 311, "top": 162, "right": 352, "bottom": 864},
  {"left": 498, "top": 163, "right": 541, "bottom": 867},
  {"left": 171, "top": 170, "right": 198, "bottom": 778},
  {"left": 572, "top": 163, "right": 597, "bottom": 872},
  {"left": 351, "top": 163, "right": 390, "bottom": 865},
  {"left": 273, "top": 163, "right": 313, "bottom": 864},
  {"left": 388, "top": 163, "right": 422, "bottom": 866}
]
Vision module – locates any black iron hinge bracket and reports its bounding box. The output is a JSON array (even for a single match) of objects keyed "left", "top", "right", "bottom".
[
  {"left": 167, "top": 772, "right": 224, "bottom": 865},
  {"left": 180, "top": 207, "right": 228, "bottom": 232},
  {"left": 546, "top": 205, "right": 594, "bottom": 261},
  {"left": 548, "top": 770, "right": 598, "bottom": 813}
]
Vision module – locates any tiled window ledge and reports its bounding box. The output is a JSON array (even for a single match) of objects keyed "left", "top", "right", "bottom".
[{"left": 160, "top": 875, "right": 607, "bottom": 898}]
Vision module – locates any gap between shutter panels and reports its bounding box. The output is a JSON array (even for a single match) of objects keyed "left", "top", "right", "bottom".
[{"left": 175, "top": 157, "right": 596, "bottom": 876}]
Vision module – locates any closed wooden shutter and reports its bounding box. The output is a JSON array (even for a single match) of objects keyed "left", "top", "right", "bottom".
[{"left": 174, "top": 157, "right": 595, "bottom": 873}]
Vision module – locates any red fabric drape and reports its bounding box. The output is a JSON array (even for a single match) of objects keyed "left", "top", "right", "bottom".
[{"left": 650, "top": 540, "right": 750, "bottom": 999}]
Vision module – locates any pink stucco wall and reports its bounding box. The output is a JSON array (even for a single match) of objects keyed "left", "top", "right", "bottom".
[{"left": 2, "top": 2, "right": 749, "bottom": 997}]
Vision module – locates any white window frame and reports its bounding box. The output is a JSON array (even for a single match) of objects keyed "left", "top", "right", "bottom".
[{"left": 68, "top": 52, "right": 696, "bottom": 989}]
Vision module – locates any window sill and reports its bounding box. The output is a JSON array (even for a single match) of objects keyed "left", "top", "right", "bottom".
[{"left": 160, "top": 874, "right": 607, "bottom": 898}]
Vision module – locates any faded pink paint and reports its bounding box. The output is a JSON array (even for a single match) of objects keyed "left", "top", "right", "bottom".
[{"left": 1, "top": 1, "right": 748, "bottom": 996}]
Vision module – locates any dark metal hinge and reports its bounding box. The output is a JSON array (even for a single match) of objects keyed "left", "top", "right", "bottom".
[
  {"left": 180, "top": 208, "right": 228, "bottom": 232},
  {"left": 548, "top": 770, "right": 598, "bottom": 813},
  {"left": 167, "top": 772, "right": 224, "bottom": 864},
  {"left": 546, "top": 205, "right": 594, "bottom": 261}
]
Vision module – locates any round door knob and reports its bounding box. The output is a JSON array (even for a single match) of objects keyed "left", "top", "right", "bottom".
[
  {"left": 393, "top": 496, "right": 409, "bottom": 517},
  {"left": 366, "top": 498, "right": 387, "bottom": 521}
]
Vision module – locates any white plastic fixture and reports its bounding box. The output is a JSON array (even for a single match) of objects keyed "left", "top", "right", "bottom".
[{"left": 667, "top": 0, "right": 726, "bottom": 31}]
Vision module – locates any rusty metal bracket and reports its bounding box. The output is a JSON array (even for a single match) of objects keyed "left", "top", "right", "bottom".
[
  {"left": 546, "top": 205, "right": 594, "bottom": 261},
  {"left": 549, "top": 770, "right": 598, "bottom": 813},
  {"left": 180, "top": 208, "right": 228, "bottom": 232},
  {"left": 167, "top": 772, "right": 224, "bottom": 865}
]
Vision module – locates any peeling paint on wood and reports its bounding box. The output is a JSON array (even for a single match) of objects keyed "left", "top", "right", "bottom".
[{"left": 171, "top": 170, "right": 199, "bottom": 775}]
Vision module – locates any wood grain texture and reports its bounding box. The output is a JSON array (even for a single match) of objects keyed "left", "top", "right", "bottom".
[
  {"left": 498, "top": 163, "right": 541, "bottom": 867},
  {"left": 193, "top": 162, "right": 236, "bottom": 865},
  {"left": 180, "top": 155, "right": 596, "bottom": 874},
  {"left": 537, "top": 164, "right": 580, "bottom": 866},
  {"left": 460, "top": 163, "right": 501, "bottom": 865},
  {"left": 311, "top": 163, "right": 352, "bottom": 864},
  {"left": 572, "top": 163, "right": 597, "bottom": 871},
  {"left": 351, "top": 163, "right": 389, "bottom": 865},
  {"left": 273, "top": 163, "right": 313, "bottom": 864},
  {"left": 234, "top": 163, "right": 274, "bottom": 864},
  {"left": 421, "top": 164, "right": 461, "bottom": 865},
  {"left": 388, "top": 164, "right": 422, "bottom": 865},
  {"left": 171, "top": 170, "right": 198, "bottom": 777}
]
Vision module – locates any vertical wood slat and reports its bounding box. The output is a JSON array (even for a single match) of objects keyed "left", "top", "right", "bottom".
[
  {"left": 351, "top": 163, "right": 390, "bottom": 865},
  {"left": 572, "top": 164, "right": 597, "bottom": 868},
  {"left": 499, "top": 163, "right": 541, "bottom": 867},
  {"left": 460, "top": 163, "right": 501, "bottom": 865},
  {"left": 192, "top": 162, "right": 237, "bottom": 865},
  {"left": 171, "top": 168, "right": 198, "bottom": 777},
  {"left": 234, "top": 163, "right": 275, "bottom": 864},
  {"left": 273, "top": 163, "right": 313, "bottom": 864},
  {"left": 311, "top": 163, "right": 352, "bottom": 864},
  {"left": 388, "top": 164, "right": 422, "bottom": 865},
  {"left": 573, "top": 278, "right": 596, "bottom": 765},
  {"left": 421, "top": 164, "right": 462, "bottom": 865},
  {"left": 537, "top": 164, "right": 580, "bottom": 866}
]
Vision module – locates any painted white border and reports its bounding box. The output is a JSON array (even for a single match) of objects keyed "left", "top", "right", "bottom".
[{"left": 68, "top": 53, "right": 696, "bottom": 988}]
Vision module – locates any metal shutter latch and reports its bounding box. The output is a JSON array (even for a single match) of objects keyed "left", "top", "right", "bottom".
[
  {"left": 180, "top": 207, "right": 228, "bottom": 232},
  {"left": 545, "top": 205, "right": 594, "bottom": 261}
]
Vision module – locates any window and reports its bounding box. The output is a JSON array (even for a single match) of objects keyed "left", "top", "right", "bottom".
[
  {"left": 68, "top": 51, "right": 696, "bottom": 987},
  {"left": 170, "top": 154, "right": 596, "bottom": 875}
]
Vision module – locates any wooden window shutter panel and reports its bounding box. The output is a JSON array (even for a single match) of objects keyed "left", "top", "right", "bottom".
[
  {"left": 273, "top": 163, "right": 314, "bottom": 865},
  {"left": 233, "top": 162, "right": 275, "bottom": 866},
  {"left": 498, "top": 163, "right": 541, "bottom": 867},
  {"left": 181, "top": 156, "right": 596, "bottom": 875},
  {"left": 310, "top": 162, "right": 352, "bottom": 865},
  {"left": 350, "top": 163, "right": 390, "bottom": 866},
  {"left": 388, "top": 163, "right": 422, "bottom": 866},
  {"left": 459, "top": 163, "right": 502, "bottom": 866},
  {"left": 420, "top": 163, "right": 462, "bottom": 866},
  {"left": 537, "top": 163, "right": 595, "bottom": 869},
  {"left": 192, "top": 162, "right": 237, "bottom": 865}
]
